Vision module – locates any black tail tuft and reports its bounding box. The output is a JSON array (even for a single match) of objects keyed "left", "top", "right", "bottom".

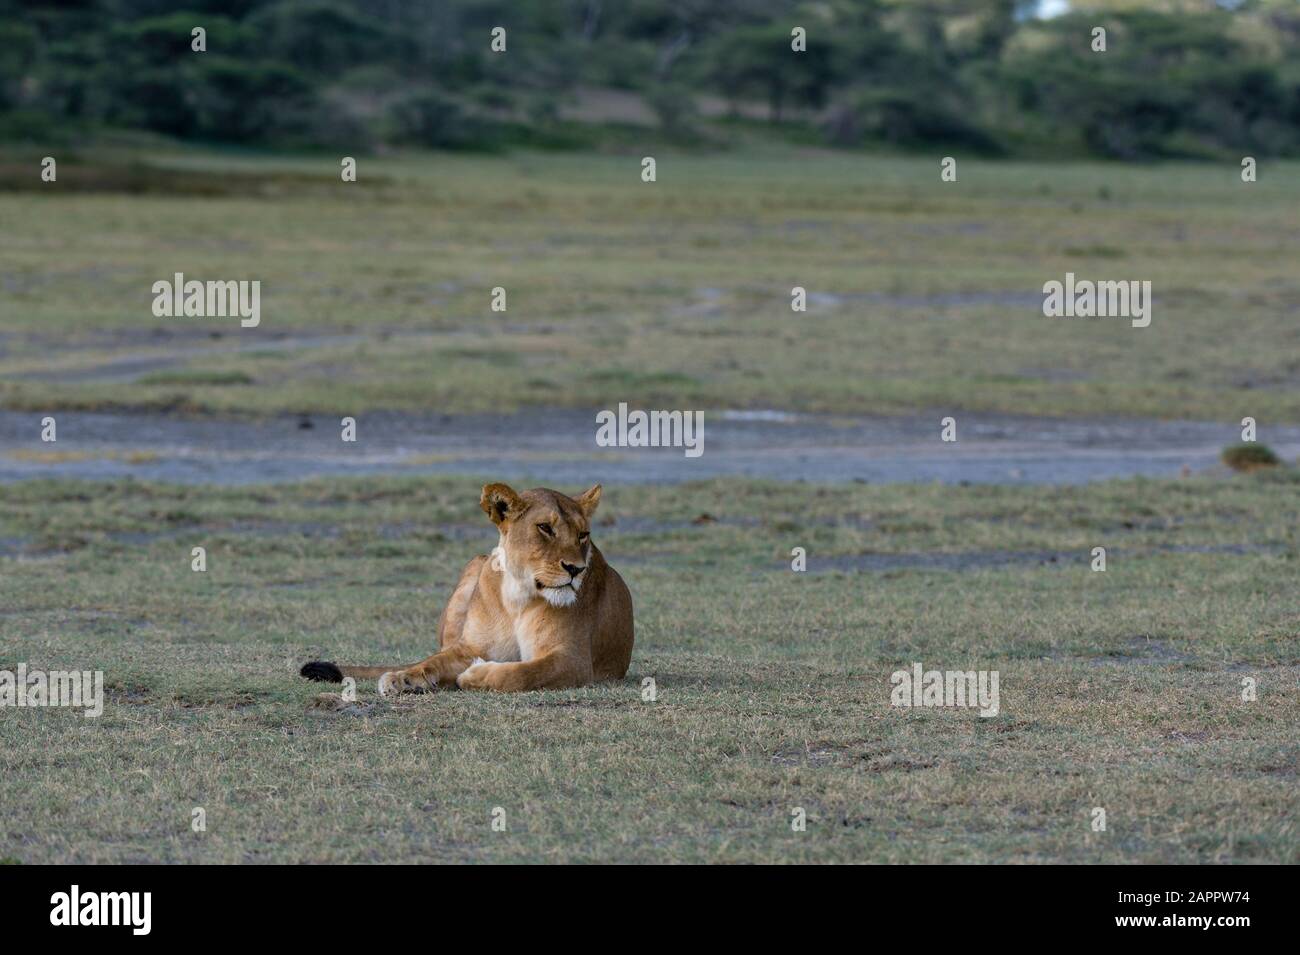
[{"left": 300, "top": 661, "right": 343, "bottom": 683}]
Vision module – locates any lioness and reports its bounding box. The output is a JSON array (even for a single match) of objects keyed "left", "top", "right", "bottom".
[{"left": 300, "top": 482, "right": 633, "bottom": 694}]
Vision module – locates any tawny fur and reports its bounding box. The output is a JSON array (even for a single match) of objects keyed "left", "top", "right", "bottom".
[{"left": 300, "top": 483, "right": 634, "bottom": 694}]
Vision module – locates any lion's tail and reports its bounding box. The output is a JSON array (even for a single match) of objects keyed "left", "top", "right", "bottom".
[{"left": 299, "top": 660, "right": 411, "bottom": 683}]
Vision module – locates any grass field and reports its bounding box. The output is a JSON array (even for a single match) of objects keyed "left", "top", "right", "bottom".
[
  {"left": 2, "top": 144, "right": 1297, "bottom": 864},
  {"left": 2, "top": 147, "right": 1298, "bottom": 421},
  {"left": 1, "top": 472, "right": 1296, "bottom": 863}
]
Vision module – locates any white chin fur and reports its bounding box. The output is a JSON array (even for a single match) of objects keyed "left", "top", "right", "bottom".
[
  {"left": 494, "top": 541, "right": 582, "bottom": 609},
  {"left": 540, "top": 586, "right": 578, "bottom": 607}
]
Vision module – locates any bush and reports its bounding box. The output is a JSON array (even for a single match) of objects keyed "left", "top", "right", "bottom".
[
  {"left": 832, "top": 89, "right": 1003, "bottom": 154},
  {"left": 0, "top": 20, "right": 38, "bottom": 110},
  {"left": 187, "top": 58, "right": 317, "bottom": 143},
  {"left": 104, "top": 66, "right": 202, "bottom": 137},
  {"left": 0, "top": 109, "right": 75, "bottom": 143},
  {"left": 645, "top": 82, "right": 699, "bottom": 138},
  {"left": 245, "top": 1, "right": 397, "bottom": 78},
  {"left": 1221, "top": 444, "right": 1282, "bottom": 472},
  {"left": 386, "top": 89, "right": 491, "bottom": 149}
]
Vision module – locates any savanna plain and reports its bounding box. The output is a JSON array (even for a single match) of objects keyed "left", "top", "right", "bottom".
[{"left": 1, "top": 145, "right": 1296, "bottom": 862}]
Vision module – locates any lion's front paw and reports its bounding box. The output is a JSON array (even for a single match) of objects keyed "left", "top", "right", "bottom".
[
  {"left": 378, "top": 669, "right": 433, "bottom": 696},
  {"left": 456, "top": 657, "right": 496, "bottom": 690}
]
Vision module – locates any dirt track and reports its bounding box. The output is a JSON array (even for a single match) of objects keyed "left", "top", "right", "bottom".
[{"left": 3, "top": 408, "right": 1293, "bottom": 486}]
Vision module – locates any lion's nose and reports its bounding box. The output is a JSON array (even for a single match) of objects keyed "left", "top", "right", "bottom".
[{"left": 561, "top": 562, "right": 585, "bottom": 579}]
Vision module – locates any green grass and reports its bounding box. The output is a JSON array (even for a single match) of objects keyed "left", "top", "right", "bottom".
[
  {"left": 2, "top": 143, "right": 1296, "bottom": 864},
  {"left": 1, "top": 147, "right": 1297, "bottom": 421},
  {"left": 2, "top": 473, "right": 1296, "bottom": 863},
  {"left": 135, "top": 369, "right": 255, "bottom": 387}
]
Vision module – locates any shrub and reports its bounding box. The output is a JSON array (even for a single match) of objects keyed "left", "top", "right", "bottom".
[
  {"left": 645, "top": 82, "right": 699, "bottom": 138},
  {"left": 186, "top": 58, "right": 316, "bottom": 143},
  {"left": 831, "top": 89, "right": 1002, "bottom": 154},
  {"left": 386, "top": 89, "right": 491, "bottom": 149},
  {"left": 1221, "top": 444, "right": 1281, "bottom": 472}
]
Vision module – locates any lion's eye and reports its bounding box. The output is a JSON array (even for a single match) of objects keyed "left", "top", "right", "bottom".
[
  {"left": 537, "top": 523, "right": 554, "bottom": 537},
  {"left": 578, "top": 532, "right": 589, "bottom": 543}
]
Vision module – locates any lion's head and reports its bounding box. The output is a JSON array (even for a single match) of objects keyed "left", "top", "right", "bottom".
[{"left": 481, "top": 483, "right": 601, "bottom": 608}]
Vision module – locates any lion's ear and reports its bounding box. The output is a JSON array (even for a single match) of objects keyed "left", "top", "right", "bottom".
[
  {"left": 481, "top": 483, "right": 524, "bottom": 525},
  {"left": 575, "top": 484, "right": 602, "bottom": 518}
]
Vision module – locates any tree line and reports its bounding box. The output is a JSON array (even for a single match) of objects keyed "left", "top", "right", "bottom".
[{"left": 3, "top": 0, "right": 1298, "bottom": 158}]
